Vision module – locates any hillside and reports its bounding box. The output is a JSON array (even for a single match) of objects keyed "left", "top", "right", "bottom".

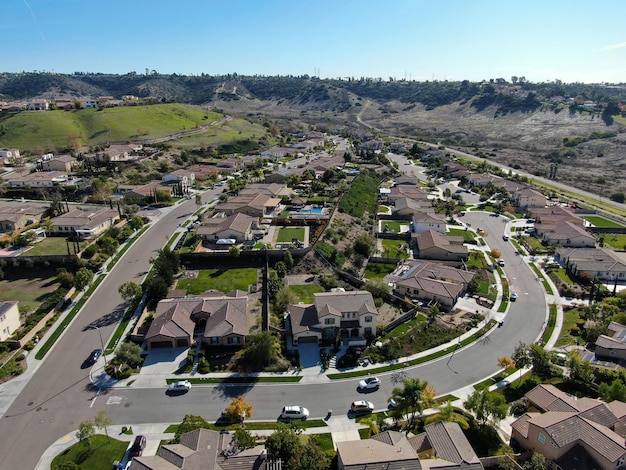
[{"left": 2, "top": 72, "right": 626, "bottom": 195}]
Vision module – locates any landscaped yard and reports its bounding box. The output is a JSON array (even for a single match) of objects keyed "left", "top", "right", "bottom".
[
  {"left": 176, "top": 269, "right": 257, "bottom": 294},
  {"left": 377, "top": 205, "right": 391, "bottom": 214},
  {"left": 381, "top": 239, "right": 409, "bottom": 259},
  {"left": 289, "top": 284, "right": 323, "bottom": 303},
  {"left": 18, "top": 237, "right": 88, "bottom": 257},
  {"left": 0, "top": 272, "right": 60, "bottom": 313},
  {"left": 466, "top": 251, "right": 488, "bottom": 269},
  {"left": 548, "top": 267, "right": 575, "bottom": 286},
  {"left": 603, "top": 233, "right": 626, "bottom": 250},
  {"left": 277, "top": 227, "right": 305, "bottom": 243},
  {"left": 582, "top": 215, "right": 626, "bottom": 229},
  {"left": 364, "top": 262, "right": 397, "bottom": 280},
  {"left": 555, "top": 308, "right": 583, "bottom": 348},
  {"left": 380, "top": 220, "right": 410, "bottom": 233},
  {"left": 51, "top": 435, "right": 128, "bottom": 470}
]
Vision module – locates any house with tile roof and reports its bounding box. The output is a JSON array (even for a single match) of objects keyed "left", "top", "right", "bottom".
[
  {"left": 197, "top": 213, "right": 257, "bottom": 244},
  {"left": 393, "top": 197, "right": 434, "bottom": 218},
  {"left": 288, "top": 291, "right": 378, "bottom": 345},
  {"left": 411, "top": 212, "right": 448, "bottom": 235},
  {"left": 162, "top": 169, "right": 196, "bottom": 192},
  {"left": 511, "top": 187, "right": 546, "bottom": 209},
  {"left": 511, "top": 384, "right": 626, "bottom": 470},
  {"left": 556, "top": 247, "right": 626, "bottom": 282},
  {"left": 129, "top": 428, "right": 269, "bottom": 470},
  {"left": 527, "top": 206, "right": 582, "bottom": 226},
  {"left": 388, "top": 185, "right": 430, "bottom": 204},
  {"left": 595, "top": 322, "right": 626, "bottom": 362},
  {"left": 118, "top": 181, "right": 174, "bottom": 202},
  {"left": 214, "top": 194, "right": 282, "bottom": 218},
  {"left": 385, "top": 260, "right": 475, "bottom": 309},
  {"left": 39, "top": 154, "right": 77, "bottom": 173},
  {"left": 0, "top": 201, "right": 47, "bottom": 232},
  {"left": 337, "top": 422, "right": 483, "bottom": 470},
  {"left": 145, "top": 291, "right": 249, "bottom": 349},
  {"left": 50, "top": 206, "right": 119, "bottom": 239},
  {"left": 536, "top": 221, "right": 596, "bottom": 247},
  {"left": 6, "top": 171, "right": 73, "bottom": 188},
  {"left": 0, "top": 301, "right": 21, "bottom": 342},
  {"left": 412, "top": 229, "right": 468, "bottom": 261}
]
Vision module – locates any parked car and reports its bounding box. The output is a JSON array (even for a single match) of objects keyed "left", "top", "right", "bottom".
[
  {"left": 167, "top": 380, "right": 191, "bottom": 393},
  {"left": 86, "top": 349, "right": 102, "bottom": 365},
  {"left": 280, "top": 405, "right": 309, "bottom": 420},
  {"left": 498, "top": 259, "right": 505, "bottom": 267},
  {"left": 510, "top": 292, "right": 518, "bottom": 301},
  {"left": 128, "top": 435, "right": 146, "bottom": 458},
  {"left": 502, "top": 234, "right": 509, "bottom": 241},
  {"left": 358, "top": 377, "right": 381, "bottom": 391},
  {"left": 350, "top": 400, "right": 374, "bottom": 414}
]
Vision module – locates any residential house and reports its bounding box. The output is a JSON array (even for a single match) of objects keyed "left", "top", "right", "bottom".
[
  {"left": 146, "top": 291, "right": 249, "bottom": 350},
  {"left": 0, "top": 201, "right": 47, "bottom": 232},
  {"left": 411, "top": 211, "right": 447, "bottom": 234},
  {"left": 162, "top": 169, "right": 196, "bottom": 192},
  {"left": 6, "top": 171, "right": 71, "bottom": 188},
  {"left": 527, "top": 206, "right": 582, "bottom": 226},
  {"left": 197, "top": 213, "right": 257, "bottom": 244},
  {"left": 595, "top": 322, "right": 626, "bottom": 362},
  {"left": 393, "top": 197, "right": 433, "bottom": 218},
  {"left": 0, "top": 301, "right": 21, "bottom": 341},
  {"left": 102, "top": 144, "right": 144, "bottom": 162},
  {"left": 288, "top": 291, "right": 378, "bottom": 345},
  {"left": 412, "top": 229, "right": 468, "bottom": 261},
  {"left": 217, "top": 157, "right": 244, "bottom": 171},
  {"left": 213, "top": 194, "right": 281, "bottom": 218},
  {"left": 50, "top": 206, "right": 119, "bottom": 239},
  {"left": 511, "top": 384, "right": 626, "bottom": 470},
  {"left": 385, "top": 260, "right": 475, "bottom": 309},
  {"left": 388, "top": 185, "right": 430, "bottom": 203},
  {"left": 186, "top": 164, "right": 224, "bottom": 181},
  {"left": 39, "top": 155, "right": 77, "bottom": 172},
  {"left": 263, "top": 166, "right": 307, "bottom": 184},
  {"left": 337, "top": 422, "right": 483, "bottom": 470},
  {"left": 536, "top": 221, "right": 596, "bottom": 247},
  {"left": 239, "top": 183, "right": 293, "bottom": 199},
  {"left": 26, "top": 100, "right": 49, "bottom": 111},
  {"left": 511, "top": 187, "right": 547, "bottom": 209},
  {"left": 129, "top": 428, "right": 269, "bottom": 470},
  {"left": 80, "top": 99, "right": 97, "bottom": 108},
  {"left": 556, "top": 247, "right": 626, "bottom": 281},
  {"left": 0, "top": 148, "right": 20, "bottom": 166},
  {"left": 394, "top": 175, "right": 420, "bottom": 186},
  {"left": 466, "top": 173, "right": 502, "bottom": 187},
  {"left": 119, "top": 181, "right": 174, "bottom": 202}
]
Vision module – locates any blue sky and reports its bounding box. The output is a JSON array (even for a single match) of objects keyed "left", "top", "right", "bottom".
[{"left": 2, "top": 0, "right": 625, "bottom": 83}]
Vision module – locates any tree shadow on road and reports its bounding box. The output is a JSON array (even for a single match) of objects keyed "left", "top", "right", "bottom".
[
  {"left": 211, "top": 379, "right": 257, "bottom": 400},
  {"left": 82, "top": 303, "right": 127, "bottom": 331}
]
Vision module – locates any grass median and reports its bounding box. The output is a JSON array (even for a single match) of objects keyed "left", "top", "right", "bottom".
[{"left": 166, "top": 376, "right": 303, "bottom": 384}]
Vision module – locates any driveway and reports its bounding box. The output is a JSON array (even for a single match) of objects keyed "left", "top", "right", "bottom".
[{"left": 298, "top": 342, "right": 321, "bottom": 370}]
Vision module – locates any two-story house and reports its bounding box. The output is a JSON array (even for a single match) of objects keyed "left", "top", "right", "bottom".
[
  {"left": 0, "top": 301, "right": 21, "bottom": 341},
  {"left": 288, "top": 291, "right": 378, "bottom": 345}
]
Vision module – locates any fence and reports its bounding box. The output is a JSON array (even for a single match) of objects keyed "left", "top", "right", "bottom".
[{"left": 382, "top": 308, "right": 417, "bottom": 333}]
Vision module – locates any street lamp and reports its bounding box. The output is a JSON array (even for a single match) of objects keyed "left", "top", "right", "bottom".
[{"left": 89, "top": 326, "right": 107, "bottom": 364}]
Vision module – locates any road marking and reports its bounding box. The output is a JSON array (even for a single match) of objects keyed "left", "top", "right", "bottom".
[
  {"left": 106, "top": 396, "right": 123, "bottom": 405},
  {"left": 90, "top": 388, "right": 101, "bottom": 408}
]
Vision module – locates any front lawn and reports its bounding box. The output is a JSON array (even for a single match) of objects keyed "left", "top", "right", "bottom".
[
  {"left": 466, "top": 251, "right": 488, "bottom": 269},
  {"left": 277, "top": 227, "right": 305, "bottom": 243},
  {"left": 289, "top": 284, "right": 323, "bottom": 303},
  {"left": 447, "top": 228, "right": 476, "bottom": 241},
  {"left": 364, "top": 262, "right": 397, "bottom": 281},
  {"left": 555, "top": 307, "right": 583, "bottom": 348},
  {"left": 176, "top": 268, "right": 257, "bottom": 294},
  {"left": 51, "top": 435, "right": 128, "bottom": 470}
]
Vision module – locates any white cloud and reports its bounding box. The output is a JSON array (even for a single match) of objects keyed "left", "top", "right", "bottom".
[{"left": 600, "top": 41, "right": 626, "bottom": 51}]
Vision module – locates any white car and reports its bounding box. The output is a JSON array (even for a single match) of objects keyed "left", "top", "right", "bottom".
[
  {"left": 510, "top": 292, "right": 518, "bottom": 301},
  {"left": 167, "top": 380, "right": 192, "bottom": 393},
  {"left": 358, "top": 377, "right": 381, "bottom": 390},
  {"left": 280, "top": 405, "right": 309, "bottom": 420}
]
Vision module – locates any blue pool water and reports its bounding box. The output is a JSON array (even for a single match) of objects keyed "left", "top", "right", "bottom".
[{"left": 299, "top": 207, "right": 323, "bottom": 214}]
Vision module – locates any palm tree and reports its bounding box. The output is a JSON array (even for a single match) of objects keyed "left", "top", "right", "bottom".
[
  {"left": 423, "top": 401, "right": 469, "bottom": 430},
  {"left": 390, "top": 377, "right": 436, "bottom": 428}
]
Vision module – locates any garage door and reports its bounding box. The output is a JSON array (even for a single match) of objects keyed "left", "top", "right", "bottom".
[
  {"left": 298, "top": 336, "right": 318, "bottom": 344},
  {"left": 150, "top": 340, "right": 173, "bottom": 349}
]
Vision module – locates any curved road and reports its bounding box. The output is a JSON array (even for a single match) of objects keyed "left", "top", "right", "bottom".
[{"left": 0, "top": 186, "right": 548, "bottom": 469}]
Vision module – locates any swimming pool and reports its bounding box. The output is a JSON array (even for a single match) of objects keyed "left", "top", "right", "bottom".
[{"left": 298, "top": 207, "right": 324, "bottom": 214}]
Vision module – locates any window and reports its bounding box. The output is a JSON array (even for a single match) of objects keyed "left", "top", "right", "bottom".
[
  {"left": 324, "top": 318, "right": 335, "bottom": 325},
  {"left": 364, "top": 327, "right": 372, "bottom": 335},
  {"left": 227, "top": 337, "right": 240, "bottom": 345},
  {"left": 364, "top": 316, "right": 372, "bottom": 323},
  {"left": 538, "top": 432, "right": 546, "bottom": 445},
  {"left": 210, "top": 337, "right": 219, "bottom": 345}
]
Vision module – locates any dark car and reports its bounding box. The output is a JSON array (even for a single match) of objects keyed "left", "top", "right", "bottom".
[
  {"left": 86, "top": 349, "right": 102, "bottom": 365},
  {"left": 128, "top": 435, "right": 146, "bottom": 458}
]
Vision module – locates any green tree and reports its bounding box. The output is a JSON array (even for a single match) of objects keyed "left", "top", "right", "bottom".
[
  {"left": 423, "top": 400, "right": 469, "bottom": 430},
  {"left": 463, "top": 389, "right": 508, "bottom": 427},
  {"left": 97, "top": 236, "right": 119, "bottom": 256},
  {"left": 353, "top": 233, "right": 376, "bottom": 257},
  {"left": 294, "top": 439, "right": 330, "bottom": 470},
  {"left": 56, "top": 270, "right": 75, "bottom": 289},
  {"left": 283, "top": 251, "right": 294, "bottom": 270},
  {"left": 568, "top": 354, "right": 595, "bottom": 384},
  {"left": 232, "top": 428, "right": 256, "bottom": 450},
  {"left": 74, "top": 267, "right": 94, "bottom": 291},
  {"left": 363, "top": 280, "right": 391, "bottom": 299},
  {"left": 114, "top": 342, "right": 142, "bottom": 368},
  {"left": 229, "top": 245, "right": 240, "bottom": 257},
  {"left": 236, "top": 332, "right": 281, "bottom": 371},
  {"left": 118, "top": 281, "right": 142, "bottom": 303},
  {"left": 275, "top": 286, "right": 297, "bottom": 315},
  {"left": 528, "top": 343, "right": 551, "bottom": 377},
  {"left": 94, "top": 410, "right": 113, "bottom": 441},
  {"left": 389, "top": 377, "right": 436, "bottom": 427},
  {"left": 599, "top": 378, "right": 626, "bottom": 402},
  {"left": 173, "top": 415, "right": 210, "bottom": 443},
  {"left": 76, "top": 420, "right": 95, "bottom": 450},
  {"left": 265, "top": 423, "right": 316, "bottom": 470},
  {"left": 522, "top": 451, "right": 547, "bottom": 470},
  {"left": 512, "top": 342, "right": 531, "bottom": 376}
]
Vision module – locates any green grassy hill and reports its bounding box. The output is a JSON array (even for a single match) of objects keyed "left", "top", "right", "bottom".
[{"left": 0, "top": 104, "right": 222, "bottom": 153}]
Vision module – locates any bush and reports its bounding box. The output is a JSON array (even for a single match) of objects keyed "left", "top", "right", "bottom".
[{"left": 509, "top": 397, "right": 528, "bottom": 416}]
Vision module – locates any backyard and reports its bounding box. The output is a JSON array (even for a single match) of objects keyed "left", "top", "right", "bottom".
[
  {"left": 364, "top": 262, "right": 397, "bottom": 281},
  {"left": 0, "top": 271, "right": 60, "bottom": 313},
  {"left": 581, "top": 215, "right": 626, "bottom": 229},
  {"left": 381, "top": 239, "right": 409, "bottom": 259},
  {"left": 602, "top": 233, "right": 626, "bottom": 250},
  {"left": 18, "top": 237, "right": 88, "bottom": 257},
  {"left": 289, "top": 284, "right": 323, "bottom": 303},
  {"left": 380, "top": 220, "right": 410, "bottom": 233},
  {"left": 176, "top": 268, "right": 258, "bottom": 294},
  {"left": 276, "top": 227, "right": 306, "bottom": 243}
]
